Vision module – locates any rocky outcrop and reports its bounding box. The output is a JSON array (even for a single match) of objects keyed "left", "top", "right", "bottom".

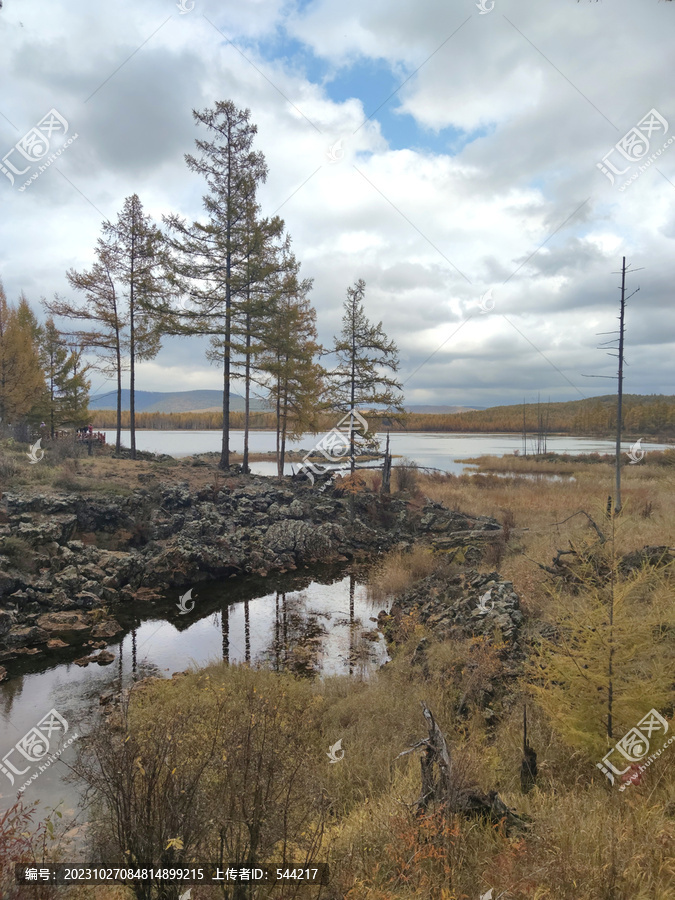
[
  {"left": 385, "top": 568, "right": 523, "bottom": 644},
  {"left": 0, "top": 475, "right": 503, "bottom": 667}
]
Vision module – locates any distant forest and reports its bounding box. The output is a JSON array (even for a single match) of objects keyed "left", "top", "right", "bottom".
[{"left": 90, "top": 393, "right": 675, "bottom": 439}]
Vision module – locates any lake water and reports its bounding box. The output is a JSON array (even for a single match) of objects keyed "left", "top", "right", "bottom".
[
  {"left": 103, "top": 430, "right": 671, "bottom": 476},
  {"left": 0, "top": 569, "right": 385, "bottom": 817}
]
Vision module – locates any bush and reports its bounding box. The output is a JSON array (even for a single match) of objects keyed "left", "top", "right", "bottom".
[
  {"left": 368, "top": 544, "right": 439, "bottom": 602},
  {"left": 395, "top": 457, "right": 419, "bottom": 492},
  {"left": 0, "top": 451, "right": 19, "bottom": 483},
  {"left": 0, "top": 536, "right": 37, "bottom": 573},
  {"left": 75, "top": 666, "right": 328, "bottom": 898},
  {"left": 43, "top": 436, "right": 85, "bottom": 467}
]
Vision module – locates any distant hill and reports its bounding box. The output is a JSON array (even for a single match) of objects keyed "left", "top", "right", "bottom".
[
  {"left": 406, "top": 404, "right": 482, "bottom": 414},
  {"left": 88, "top": 390, "right": 268, "bottom": 414}
]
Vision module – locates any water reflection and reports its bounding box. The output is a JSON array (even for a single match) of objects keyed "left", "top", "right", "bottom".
[{"left": 0, "top": 566, "right": 387, "bottom": 815}]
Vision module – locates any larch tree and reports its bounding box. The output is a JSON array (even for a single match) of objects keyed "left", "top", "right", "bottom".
[
  {"left": 530, "top": 540, "right": 675, "bottom": 782},
  {"left": 235, "top": 214, "right": 288, "bottom": 474},
  {"left": 0, "top": 284, "right": 45, "bottom": 425},
  {"left": 45, "top": 242, "right": 128, "bottom": 453},
  {"left": 163, "top": 101, "right": 268, "bottom": 470},
  {"left": 104, "top": 194, "right": 164, "bottom": 460},
  {"left": 327, "top": 279, "right": 404, "bottom": 473},
  {"left": 258, "top": 257, "right": 323, "bottom": 478},
  {"left": 39, "top": 318, "right": 90, "bottom": 437}
]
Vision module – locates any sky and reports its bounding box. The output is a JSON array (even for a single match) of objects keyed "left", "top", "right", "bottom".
[{"left": 0, "top": 0, "right": 673, "bottom": 409}]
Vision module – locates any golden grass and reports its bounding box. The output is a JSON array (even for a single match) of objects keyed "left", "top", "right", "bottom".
[
  {"left": 367, "top": 544, "right": 440, "bottom": 603},
  {"left": 414, "top": 458, "right": 675, "bottom": 620}
]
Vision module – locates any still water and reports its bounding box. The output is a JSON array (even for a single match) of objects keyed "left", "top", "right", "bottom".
[
  {"left": 103, "top": 429, "right": 671, "bottom": 475},
  {"left": 0, "top": 569, "right": 384, "bottom": 816}
]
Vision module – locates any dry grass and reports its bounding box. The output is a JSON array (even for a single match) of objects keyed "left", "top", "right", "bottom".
[
  {"left": 414, "top": 457, "right": 675, "bottom": 620},
  {"left": 367, "top": 544, "right": 440, "bottom": 602}
]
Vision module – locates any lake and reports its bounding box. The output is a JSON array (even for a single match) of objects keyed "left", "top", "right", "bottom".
[{"left": 102, "top": 430, "right": 671, "bottom": 475}]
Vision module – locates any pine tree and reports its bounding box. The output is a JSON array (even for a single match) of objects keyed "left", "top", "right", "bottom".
[
  {"left": 39, "top": 319, "right": 90, "bottom": 437},
  {"left": 164, "top": 101, "right": 268, "bottom": 470},
  {"left": 327, "top": 279, "right": 404, "bottom": 472},
  {"left": 104, "top": 194, "right": 164, "bottom": 460}
]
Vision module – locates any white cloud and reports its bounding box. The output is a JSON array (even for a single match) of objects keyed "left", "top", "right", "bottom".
[{"left": 0, "top": 0, "right": 673, "bottom": 408}]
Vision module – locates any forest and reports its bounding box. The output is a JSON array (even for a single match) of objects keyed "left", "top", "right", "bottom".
[{"left": 88, "top": 393, "right": 675, "bottom": 440}]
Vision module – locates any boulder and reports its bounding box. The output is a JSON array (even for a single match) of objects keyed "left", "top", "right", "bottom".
[
  {"left": 3, "top": 625, "right": 50, "bottom": 647},
  {"left": 91, "top": 619, "right": 123, "bottom": 639},
  {"left": 36, "top": 611, "right": 92, "bottom": 641},
  {"left": 47, "top": 638, "right": 69, "bottom": 649},
  {"left": 0, "top": 609, "right": 15, "bottom": 636},
  {"left": 0, "top": 570, "right": 20, "bottom": 598}
]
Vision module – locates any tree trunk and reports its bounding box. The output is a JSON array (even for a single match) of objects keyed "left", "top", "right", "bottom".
[
  {"left": 279, "top": 378, "right": 288, "bottom": 479},
  {"left": 243, "top": 309, "right": 251, "bottom": 474},
  {"left": 381, "top": 430, "right": 391, "bottom": 494},
  {"left": 402, "top": 703, "right": 529, "bottom": 834},
  {"left": 115, "top": 335, "right": 122, "bottom": 454}
]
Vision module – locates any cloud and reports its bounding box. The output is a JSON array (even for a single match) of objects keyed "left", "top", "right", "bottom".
[{"left": 0, "top": 0, "right": 672, "bottom": 409}]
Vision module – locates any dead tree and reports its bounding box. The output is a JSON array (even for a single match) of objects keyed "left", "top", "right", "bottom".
[
  {"left": 399, "top": 702, "right": 529, "bottom": 834},
  {"left": 381, "top": 430, "right": 392, "bottom": 495},
  {"left": 520, "top": 704, "right": 537, "bottom": 794}
]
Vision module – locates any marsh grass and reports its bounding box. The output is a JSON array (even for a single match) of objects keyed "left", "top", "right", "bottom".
[{"left": 367, "top": 544, "right": 440, "bottom": 602}]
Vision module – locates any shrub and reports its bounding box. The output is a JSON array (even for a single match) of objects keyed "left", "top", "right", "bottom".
[
  {"left": 395, "top": 457, "right": 419, "bottom": 492},
  {"left": 0, "top": 451, "right": 19, "bottom": 483},
  {"left": 368, "top": 545, "right": 439, "bottom": 602},
  {"left": 0, "top": 536, "right": 37, "bottom": 573}
]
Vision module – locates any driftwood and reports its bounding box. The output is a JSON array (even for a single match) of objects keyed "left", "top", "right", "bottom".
[{"left": 399, "top": 703, "right": 529, "bottom": 834}]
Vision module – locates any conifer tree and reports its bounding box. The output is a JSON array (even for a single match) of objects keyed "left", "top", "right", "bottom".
[
  {"left": 530, "top": 543, "right": 675, "bottom": 768},
  {"left": 327, "top": 279, "right": 404, "bottom": 472},
  {"left": 104, "top": 194, "right": 164, "bottom": 460},
  {"left": 45, "top": 243, "right": 128, "bottom": 453},
  {"left": 164, "top": 101, "right": 267, "bottom": 470},
  {"left": 39, "top": 319, "right": 90, "bottom": 437},
  {"left": 0, "top": 283, "right": 45, "bottom": 425},
  {"left": 236, "top": 214, "right": 288, "bottom": 473},
  {"left": 258, "top": 259, "right": 323, "bottom": 478}
]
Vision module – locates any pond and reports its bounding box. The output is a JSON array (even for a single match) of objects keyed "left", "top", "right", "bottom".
[{"left": 0, "top": 566, "right": 386, "bottom": 818}]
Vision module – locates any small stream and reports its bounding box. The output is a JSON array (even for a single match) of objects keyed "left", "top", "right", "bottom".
[{"left": 0, "top": 566, "right": 387, "bottom": 819}]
